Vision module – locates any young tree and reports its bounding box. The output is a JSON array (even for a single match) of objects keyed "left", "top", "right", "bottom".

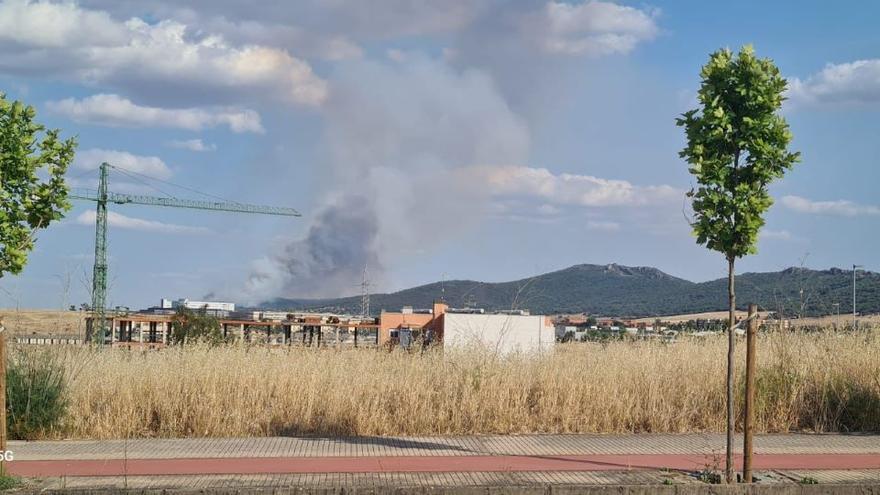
[
  {"left": 677, "top": 46, "right": 800, "bottom": 483},
  {"left": 0, "top": 94, "right": 76, "bottom": 277}
]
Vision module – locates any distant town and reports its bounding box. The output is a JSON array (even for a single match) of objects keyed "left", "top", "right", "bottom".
[{"left": 14, "top": 295, "right": 861, "bottom": 352}]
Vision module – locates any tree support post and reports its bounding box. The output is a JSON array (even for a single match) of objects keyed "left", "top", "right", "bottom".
[
  {"left": 743, "top": 303, "right": 758, "bottom": 482},
  {"left": 725, "top": 257, "right": 736, "bottom": 484},
  {"left": 0, "top": 324, "right": 6, "bottom": 473}
]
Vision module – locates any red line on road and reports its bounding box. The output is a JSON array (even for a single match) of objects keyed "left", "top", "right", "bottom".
[{"left": 9, "top": 454, "right": 880, "bottom": 477}]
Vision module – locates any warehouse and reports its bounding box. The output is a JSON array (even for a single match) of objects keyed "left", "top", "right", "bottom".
[
  {"left": 442, "top": 312, "right": 554, "bottom": 354},
  {"left": 379, "top": 301, "right": 554, "bottom": 354}
]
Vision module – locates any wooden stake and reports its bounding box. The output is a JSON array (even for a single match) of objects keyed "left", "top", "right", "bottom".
[
  {"left": 743, "top": 303, "right": 758, "bottom": 482},
  {"left": 0, "top": 323, "right": 7, "bottom": 471}
]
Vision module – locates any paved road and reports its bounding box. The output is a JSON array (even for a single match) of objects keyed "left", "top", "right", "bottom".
[{"left": 7, "top": 434, "right": 880, "bottom": 491}]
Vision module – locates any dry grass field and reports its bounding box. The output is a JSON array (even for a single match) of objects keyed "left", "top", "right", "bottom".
[
  {"left": 633, "top": 310, "right": 767, "bottom": 323},
  {"left": 14, "top": 329, "right": 880, "bottom": 440},
  {"left": 0, "top": 309, "right": 87, "bottom": 337},
  {"left": 633, "top": 311, "right": 880, "bottom": 328}
]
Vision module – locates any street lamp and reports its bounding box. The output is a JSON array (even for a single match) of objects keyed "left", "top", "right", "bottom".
[{"left": 853, "top": 264, "right": 864, "bottom": 329}]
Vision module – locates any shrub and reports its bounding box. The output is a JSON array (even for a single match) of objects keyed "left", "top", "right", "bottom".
[{"left": 6, "top": 347, "right": 67, "bottom": 440}]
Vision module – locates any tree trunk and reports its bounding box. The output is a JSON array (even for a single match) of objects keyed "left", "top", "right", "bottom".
[{"left": 726, "top": 256, "right": 736, "bottom": 483}]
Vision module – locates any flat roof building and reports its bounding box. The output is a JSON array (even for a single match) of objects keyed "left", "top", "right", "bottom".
[
  {"left": 443, "top": 312, "right": 554, "bottom": 354},
  {"left": 379, "top": 301, "right": 554, "bottom": 354},
  {"left": 161, "top": 298, "right": 235, "bottom": 312}
]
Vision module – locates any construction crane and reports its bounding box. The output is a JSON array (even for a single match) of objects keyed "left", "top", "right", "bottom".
[{"left": 70, "top": 162, "right": 301, "bottom": 344}]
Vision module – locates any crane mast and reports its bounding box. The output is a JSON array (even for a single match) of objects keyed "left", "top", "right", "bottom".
[
  {"left": 70, "top": 162, "right": 301, "bottom": 344},
  {"left": 91, "top": 163, "right": 109, "bottom": 342}
]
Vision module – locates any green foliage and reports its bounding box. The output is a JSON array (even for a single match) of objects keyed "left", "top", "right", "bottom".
[
  {"left": 0, "top": 93, "right": 76, "bottom": 277},
  {"left": 6, "top": 348, "right": 68, "bottom": 440},
  {"left": 272, "top": 263, "right": 880, "bottom": 318},
  {"left": 170, "top": 306, "right": 222, "bottom": 345},
  {"left": 676, "top": 45, "right": 800, "bottom": 260},
  {"left": 0, "top": 474, "right": 21, "bottom": 491}
]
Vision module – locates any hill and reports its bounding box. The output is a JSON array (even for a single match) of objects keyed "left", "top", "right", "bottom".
[{"left": 265, "top": 264, "right": 880, "bottom": 318}]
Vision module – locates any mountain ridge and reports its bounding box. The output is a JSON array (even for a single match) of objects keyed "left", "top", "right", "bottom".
[{"left": 263, "top": 263, "right": 880, "bottom": 318}]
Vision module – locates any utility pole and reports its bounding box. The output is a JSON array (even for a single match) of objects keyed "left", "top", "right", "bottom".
[{"left": 853, "top": 264, "right": 863, "bottom": 329}]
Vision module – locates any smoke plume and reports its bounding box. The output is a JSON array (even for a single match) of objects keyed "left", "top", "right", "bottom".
[{"left": 243, "top": 54, "right": 530, "bottom": 301}]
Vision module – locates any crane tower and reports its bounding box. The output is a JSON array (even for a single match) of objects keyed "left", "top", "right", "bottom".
[{"left": 70, "top": 162, "right": 301, "bottom": 343}]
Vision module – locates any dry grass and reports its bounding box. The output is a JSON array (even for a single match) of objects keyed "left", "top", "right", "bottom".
[
  {"left": 0, "top": 309, "right": 87, "bottom": 337},
  {"left": 22, "top": 329, "right": 880, "bottom": 440}
]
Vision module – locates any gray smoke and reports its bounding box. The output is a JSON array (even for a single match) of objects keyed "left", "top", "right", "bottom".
[
  {"left": 246, "top": 194, "right": 379, "bottom": 299},
  {"left": 244, "top": 53, "right": 530, "bottom": 302}
]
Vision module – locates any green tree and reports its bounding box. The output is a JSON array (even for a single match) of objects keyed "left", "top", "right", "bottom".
[
  {"left": 677, "top": 46, "right": 800, "bottom": 483},
  {"left": 170, "top": 306, "right": 222, "bottom": 345},
  {"left": 0, "top": 93, "right": 75, "bottom": 277}
]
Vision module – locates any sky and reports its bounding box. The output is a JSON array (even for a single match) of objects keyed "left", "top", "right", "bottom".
[{"left": 0, "top": 0, "right": 878, "bottom": 310}]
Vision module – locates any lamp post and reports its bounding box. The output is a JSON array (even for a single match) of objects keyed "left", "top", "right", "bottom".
[{"left": 853, "top": 265, "right": 863, "bottom": 329}]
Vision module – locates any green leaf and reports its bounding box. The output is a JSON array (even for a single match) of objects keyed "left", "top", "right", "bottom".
[{"left": 0, "top": 93, "right": 76, "bottom": 277}]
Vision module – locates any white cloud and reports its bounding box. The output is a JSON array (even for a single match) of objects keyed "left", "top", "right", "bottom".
[
  {"left": 80, "top": 0, "right": 487, "bottom": 40},
  {"left": 488, "top": 200, "right": 564, "bottom": 224},
  {"left": 0, "top": 0, "right": 125, "bottom": 48},
  {"left": 47, "top": 94, "right": 264, "bottom": 133},
  {"left": 586, "top": 220, "right": 620, "bottom": 231},
  {"left": 76, "top": 211, "right": 209, "bottom": 235},
  {"left": 195, "top": 17, "right": 363, "bottom": 61},
  {"left": 74, "top": 148, "right": 172, "bottom": 180},
  {"left": 0, "top": 1, "right": 327, "bottom": 106},
  {"left": 475, "top": 165, "right": 681, "bottom": 207},
  {"left": 781, "top": 195, "right": 880, "bottom": 216},
  {"left": 526, "top": 1, "right": 659, "bottom": 56},
  {"left": 167, "top": 138, "right": 216, "bottom": 152},
  {"left": 788, "top": 59, "right": 880, "bottom": 105}
]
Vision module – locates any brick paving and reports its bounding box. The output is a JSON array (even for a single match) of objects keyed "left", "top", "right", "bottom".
[
  {"left": 6, "top": 434, "right": 879, "bottom": 491},
  {"left": 31, "top": 470, "right": 880, "bottom": 491},
  {"left": 12, "top": 433, "right": 880, "bottom": 461}
]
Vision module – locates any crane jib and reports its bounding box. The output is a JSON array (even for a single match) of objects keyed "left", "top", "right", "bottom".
[
  {"left": 70, "top": 188, "right": 301, "bottom": 216},
  {"left": 68, "top": 162, "right": 301, "bottom": 345}
]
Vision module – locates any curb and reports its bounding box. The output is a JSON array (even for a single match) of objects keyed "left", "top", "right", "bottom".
[{"left": 20, "top": 483, "right": 880, "bottom": 495}]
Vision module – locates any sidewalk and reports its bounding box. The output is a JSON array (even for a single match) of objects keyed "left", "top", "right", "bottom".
[{"left": 8, "top": 434, "right": 880, "bottom": 492}]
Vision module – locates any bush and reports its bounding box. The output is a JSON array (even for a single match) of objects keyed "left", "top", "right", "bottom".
[
  {"left": 0, "top": 474, "right": 21, "bottom": 490},
  {"left": 6, "top": 348, "right": 67, "bottom": 440}
]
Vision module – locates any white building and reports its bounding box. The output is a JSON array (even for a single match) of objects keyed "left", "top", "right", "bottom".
[
  {"left": 161, "top": 298, "right": 235, "bottom": 312},
  {"left": 443, "top": 312, "right": 555, "bottom": 354}
]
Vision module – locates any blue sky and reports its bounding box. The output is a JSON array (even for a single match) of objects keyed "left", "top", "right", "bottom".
[{"left": 1, "top": 0, "right": 877, "bottom": 309}]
